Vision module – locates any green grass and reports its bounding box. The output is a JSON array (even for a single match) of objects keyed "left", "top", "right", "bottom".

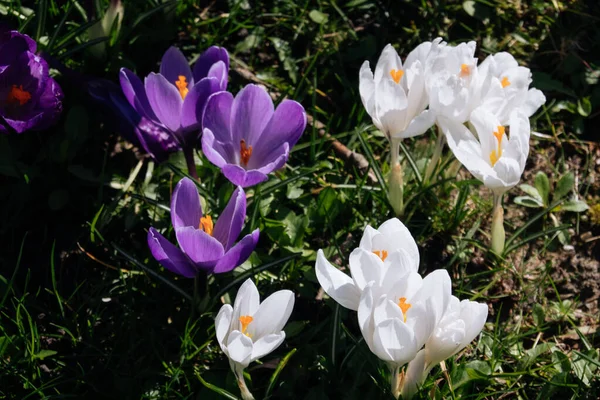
[{"left": 1, "top": 0, "right": 599, "bottom": 399}]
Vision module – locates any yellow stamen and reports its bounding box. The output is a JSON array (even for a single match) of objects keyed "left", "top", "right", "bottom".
[
  {"left": 6, "top": 85, "right": 31, "bottom": 106},
  {"left": 459, "top": 63, "right": 471, "bottom": 77},
  {"left": 489, "top": 126, "right": 505, "bottom": 166},
  {"left": 239, "top": 315, "right": 253, "bottom": 336},
  {"left": 398, "top": 297, "right": 412, "bottom": 323},
  {"left": 372, "top": 250, "right": 388, "bottom": 261},
  {"left": 501, "top": 76, "right": 510, "bottom": 88},
  {"left": 199, "top": 215, "right": 214, "bottom": 236},
  {"left": 240, "top": 139, "right": 252, "bottom": 166},
  {"left": 175, "top": 75, "right": 189, "bottom": 100},
  {"left": 389, "top": 69, "right": 404, "bottom": 84}
]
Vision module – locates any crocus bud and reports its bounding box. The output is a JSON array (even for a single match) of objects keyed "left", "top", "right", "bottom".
[
  {"left": 388, "top": 162, "right": 404, "bottom": 216},
  {"left": 491, "top": 194, "right": 505, "bottom": 255},
  {"left": 88, "top": 0, "right": 124, "bottom": 59}
]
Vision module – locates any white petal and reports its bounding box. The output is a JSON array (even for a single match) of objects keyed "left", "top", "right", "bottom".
[
  {"left": 231, "top": 279, "right": 260, "bottom": 333},
  {"left": 405, "top": 298, "right": 437, "bottom": 349},
  {"left": 226, "top": 330, "right": 253, "bottom": 368},
  {"left": 413, "top": 269, "right": 452, "bottom": 324},
  {"left": 250, "top": 332, "right": 286, "bottom": 362},
  {"left": 248, "top": 290, "right": 294, "bottom": 339},
  {"left": 357, "top": 284, "right": 376, "bottom": 351},
  {"left": 372, "top": 318, "right": 418, "bottom": 366},
  {"left": 401, "top": 349, "right": 427, "bottom": 400},
  {"left": 349, "top": 248, "right": 384, "bottom": 290},
  {"left": 425, "top": 319, "right": 465, "bottom": 367},
  {"left": 359, "top": 225, "right": 378, "bottom": 251},
  {"left": 315, "top": 249, "right": 361, "bottom": 311},
  {"left": 374, "top": 44, "right": 404, "bottom": 85},
  {"left": 394, "top": 109, "right": 435, "bottom": 139},
  {"left": 521, "top": 88, "right": 546, "bottom": 118},
  {"left": 373, "top": 296, "right": 404, "bottom": 327},
  {"left": 375, "top": 218, "right": 420, "bottom": 266},
  {"left": 459, "top": 300, "right": 488, "bottom": 349},
  {"left": 359, "top": 61, "right": 377, "bottom": 119},
  {"left": 215, "top": 304, "right": 233, "bottom": 353}
]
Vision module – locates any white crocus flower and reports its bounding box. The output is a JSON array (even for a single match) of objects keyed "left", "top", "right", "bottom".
[
  {"left": 478, "top": 52, "right": 546, "bottom": 125},
  {"left": 441, "top": 107, "right": 530, "bottom": 254},
  {"left": 357, "top": 268, "right": 452, "bottom": 398},
  {"left": 215, "top": 279, "right": 295, "bottom": 400},
  {"left": 401, "top": 296, "right": 488, "bottom": 399},
  {"left": 315, "top": 218, "right": 420, "bottom": 311}
]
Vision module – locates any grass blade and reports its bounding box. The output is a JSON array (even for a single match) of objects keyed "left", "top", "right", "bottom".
[{"left": 265, "top": 348, "right": 297, "bottom": 397}]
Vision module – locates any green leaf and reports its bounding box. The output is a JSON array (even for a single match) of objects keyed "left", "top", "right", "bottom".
[
  {"left": 532, "top": 303, "right": 545, "bottom": 327},
  {"left": 269, "top": 37, "right": 298, "bottom": 84},
  {"left": 309, "top": 9, "right": 329, "bottom": 24},
  {"left": 520, "top": 342, "right": 554, "bottom": 369},
  {"left": 572, "top": 349, "right": 599, "bottom": 386},
  {"left": 196, "top": 372, "right": 238, "bottom": 400},
  {"left": 577, "top": 97, "right": 592, "bottom": 117},
  {"left": 534, "top": 171, "right": 550, "bottom": 206},
  {"left": 514, "top": 196, "right": 544, "bottom": 208},
  {"left": 33, "top": 349, "right": 57, "bottom": 360},
  {"left": 560, "top": 200, "right": 589, "bottom": 213},
  {"left": 553, "top": 172, "right": 575, "bottom": 201},
  {"left": 552, "top": 350, "right": 571, "bottom": 373},
  {"left": 519, "top": 184, "right": 543, "bottom": 201},
  {"left": 265, "top": 348, "right": 297, "bottom": 397}
]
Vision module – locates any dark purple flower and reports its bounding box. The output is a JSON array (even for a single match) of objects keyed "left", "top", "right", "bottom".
[
  {"left": 148, "top": 177, "right": 259, "bottom": 277},
  {"left": 119, "top": 46, "right": 228, "bottom": 147},
  {"left": 88, "top": 79, "right": 180, "bottom": 162},
  {"left": 0, "top": 30, "right": 63, "bottom": 134},
  {"left": 201, "top": 84, "right": 307, "bottom": 187}
]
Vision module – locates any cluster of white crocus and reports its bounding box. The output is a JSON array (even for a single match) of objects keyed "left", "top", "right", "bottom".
[
  {"left": 359, "top": 39, "right": 546, "bottom": 253},
  {"left": 316, "top": 218, "right": 487, "bottom": 399},
  {"left": 215, "top": 279, "right": 295, "bottom": 400}
]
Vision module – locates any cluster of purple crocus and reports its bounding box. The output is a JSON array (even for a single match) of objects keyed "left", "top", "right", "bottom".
[
  {"left": 0, "top": 26, "right": 63, "bottom": 134},
  {"left": 126, "top": 45, "right": 308, "bottom": 277}
]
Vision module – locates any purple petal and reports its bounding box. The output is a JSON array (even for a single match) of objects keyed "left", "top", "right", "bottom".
[
  {"left": 213, "top": 186, "right": 246, "bottom": 251},
  {"left": 253, "top": 143, "right": 289, "bottom": 176},
  {"left": 222, "top": 164, "right": 268, "bottom": 188},
  {"left": 160, "top": 46, "right": 194, "bottom": 88},
  {"left": 180, "top": 77, "right": 221, "bottom": 131},
  {"left": 175, "top": 226, "right": 224, "bottom": 267},
  {"left": 145, "top": 72, "right": 183, "bottom": 133},
  {"left": 213, "top": 229, "right": 260, "bottom": 274},
  {"left": 171, "top": 177, "right": 202, "bottom": 230},
  {"left": 203, "top": 91, "right": 233, "bottom": 143},
  {"left": 248, "top": 100, "right": 306, "bottom": 168},
  {"left": 207, "top": 61, "right": 228, "bottom": 91},
  {"left": 193, "top": 46, "right": 229, "bottom": 85},
  {"left": 147, "top": 227, "right": 197, "bottom": 278},
  {"left": 3, "top": 113, "right": 45, "bottom": 134},
  {"left": 119, "top": 68, "right": 158, "bottom": 121},
  {"left": 201, "top": 128, "right": 233, "bottom": 168},
  {"left": 35, "top": 76, "right": 64, "bottom": 130},
  {"left": 230, "top": 84, "right": 274, "bottom": 146}
]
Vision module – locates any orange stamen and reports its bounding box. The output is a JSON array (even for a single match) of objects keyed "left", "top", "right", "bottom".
[
  {"left": 199, "top": 215, "right": 214, "bottom": 236},
  {"left": 239, "top": 315, "right": 253, "bottom": 336},
  {"left": 501, "top": 76, "right": 510, "bottom": 88},
  {"left": 398, "top": 297, "right": 412, "bottom": 323},
  {"left": 6, "top": 85, "right": 31, "bottom": 106},
  {"left": 459, "top": 63, "right": 471, "bottom": 78},
  {"left": 240, "top": 139, "right": 252, "bottom": 166},
  {"left": 175, "top": 75, "right": 189, "bottom": 100},
  {"left": 373, "top": 250, "right": 388, "bottom": 261},
  {"left": 389, "top": 69, "right": 404, "bottom": 84},
  {"left": 489, "top": 126, "right": 505, "bottom": 166}
]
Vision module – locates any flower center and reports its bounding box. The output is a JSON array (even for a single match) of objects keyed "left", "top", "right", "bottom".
[
  {"left": 199, "top": 215, "right": 214, "bottom": 236},
  {"left": 372, "top": 250, "right": 388, "bottom": 261},
  {"left": 6, "top": 85, "right": 32, "bottom": 106},
  {"left": 398, "top": 297, "right": 412, "bottom": 323},
  {"left": 389, "top": 69, "right": 404, "bottom": 84},
  {"left": 489, "top": 126, "right": 505, "bottom": 167},
  {"left": 501, "top": 76, "right": 511, "bottom": 88},
  {"left": 175, "top": 75, "right": 189, "bottom": 100},
  {"left": 240, "top": 139, "right": 252, "bottom": 166},
  {"left": 459, "top": 63, "right": 471, "bottom": 78},
  {"left": 239, "top": 315, "right": 253, "bottom": 337}
]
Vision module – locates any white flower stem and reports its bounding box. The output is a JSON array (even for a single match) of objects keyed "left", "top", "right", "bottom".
[
  {"left": 235, "top": 367, "right": 255, "bottom": 400},
  {"left": 423, "top": 125, "right": 446, "bottom": 183},
  {"left": 491, "top": 192, "right": 505, "bottom": 255},
  {"left": 388, "top": 139, "right": 404, "bottom": 216},
  {"left": 390, "top": 364, "right": 403, "bottom": 399}
]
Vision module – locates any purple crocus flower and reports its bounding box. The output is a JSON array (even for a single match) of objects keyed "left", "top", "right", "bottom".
[
  {"left": 88, "top": 79, "right": 180, "bottom": 162},
  {"left": 201, "top": 84, "right": 307, "bottom": 187},
  {"left": 119, "top": 46, "right": 228, "bottom": 148},
  {"left": 0, "top": 27, "right": 63, "bottom": 134},
  {"left": 148, "top": 177, "right": 259, "bottom": 277}
]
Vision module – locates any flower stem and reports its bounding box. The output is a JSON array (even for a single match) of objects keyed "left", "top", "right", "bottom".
[
  {"left": 183, "top": 146, "right": 199, "bottom": 181},
  {"left": 390, "top": 364, "right": 403, "bottom": 399},
  {"left": 491, "top": 192, "right": 505, "bottom": 255},
  {"left": 423, "top": 125, "right": 446, "bottom": 183},
  {"left": 388, "top": 139, "right": 404, "bottom": 216},
  {"left": 235, "top": 367, "right": 255, "bottom": 400}
]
